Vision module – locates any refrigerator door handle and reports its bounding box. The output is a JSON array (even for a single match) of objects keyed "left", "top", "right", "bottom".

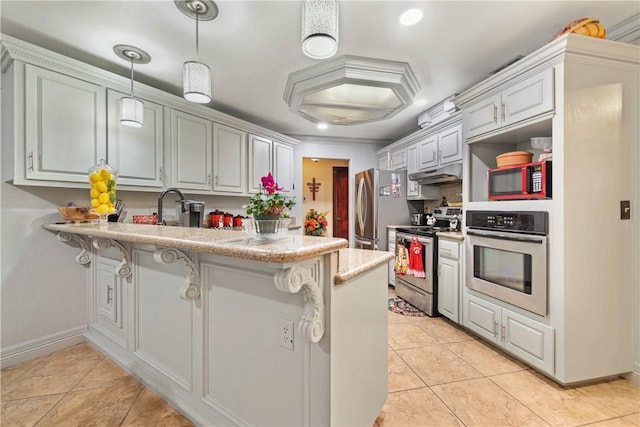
[{"left": 356, "top": 177, "right": 366, "bottom": 233}]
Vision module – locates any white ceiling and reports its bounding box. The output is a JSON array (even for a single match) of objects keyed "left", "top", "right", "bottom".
[{"left": 1, "top": 1, "right": 638, "bottom": 142}]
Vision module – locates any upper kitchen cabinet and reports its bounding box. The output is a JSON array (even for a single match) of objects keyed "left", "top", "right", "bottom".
[
  {"left": 417, "top": 124, "right": 462, "bottom": 172},
  {"left": 19, "top": 64, "right": 107, "bottom": 185},
  {"left": 107, "top": 90, "right": 164, "bottom": 188},
  {"left": 248, "top": 135, "right": 294, "bottom": 193},
  {"left": 406, "top": 145, "right": 439, "bottom": 200},
  {"left": 212, "top": 123, "right": 246, "bottom": 194},
  {"left": 464, "top": 69, "right": 553, "bottom": 141},
  {"left": 391, "top": 147, "right": 407, "bottom": 170},
  {"left": 169, "top": 109, "right": 212, "bottom": 191}
]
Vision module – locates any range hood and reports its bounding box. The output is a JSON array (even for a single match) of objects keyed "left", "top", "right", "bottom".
[{"left": 408, "top": 162, "right": 463, "bottom": 185}]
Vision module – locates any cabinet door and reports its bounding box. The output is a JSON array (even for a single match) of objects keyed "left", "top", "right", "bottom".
[
  {"left": 391, "top": 148, "right": 407, "bottom": 170},
  {"left": 438, "top": 125, "right": 463, "bottom": 166},
  {"left": 501, "top": 308, "right": 554, "bottom": 375},
  {"left": 438, "top": 257, "right": 459, "bottom": 323},
  {"left": 93, "top": 255, "right": 126, "bottom": 348},
  {"left": 107, "top": 90, "right": 164, "bottom": 187},
  {"left": 406, "top": 145, "right": 420, "bottom": 198},
  {"left": 417, "top": 135, "right": 438, "bottom": 171},
  {"left": 464, "top": 93, "right": 502, "bottom": 139},
  {"left": 273, "top": 141, "right": 293, "bottom": 193},
  {"left": 170, "top": 110, "right": 212, "bottom": 191},
  {"left": 248, "top": 134, "right": 273, "bottom": 193},
  {"left": 213, "top": 123, "right": 246, "bottom": 193},
  {"left": 502, "top": 69, "right": 553, "bottom": 127},
  {"left": 25, "top": 64, "right": 106, "bottom": 183},
  {"left": 463, "top": 292, "right": 500, "bottom": 344}
]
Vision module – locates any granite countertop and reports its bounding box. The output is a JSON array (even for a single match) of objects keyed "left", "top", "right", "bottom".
[
  {"left": 436, "top": 231, "right": 464, "bottom": 241},
  {"left": 334, "top": 248, "right": 394, "bottom": 285},
  {"left": 42, "top": 222, "right": 348, "bottom": 263}
]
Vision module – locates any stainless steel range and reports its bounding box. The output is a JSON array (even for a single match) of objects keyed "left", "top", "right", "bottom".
[{"left": 394, "top": 207, "right": 462, "bottom": 316}]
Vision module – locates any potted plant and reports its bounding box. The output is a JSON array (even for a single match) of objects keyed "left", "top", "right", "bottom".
[
  {"left": 243, "top": 173, "right": 295, "bottom": 234},
  {"left": 304, "top": 209, "right": 328, "bottom": 236}
]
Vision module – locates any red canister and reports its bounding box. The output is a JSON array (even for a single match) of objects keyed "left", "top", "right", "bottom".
[
  {"left": 232, "top": 215, "right": 244, "bottom": 228},
  {"left": 209, "top": 210, "right": 223, "bottom": 228},
  {"left": 222, "top": 213, "right": 233, "bottom": 227}
]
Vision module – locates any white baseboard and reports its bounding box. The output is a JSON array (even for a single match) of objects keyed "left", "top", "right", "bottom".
[
  {"left": 624, "top": 370, "right": 640, "bottom": 385},
  {"left": 0, "top": 326, "right": 87, "bottom": 369}
]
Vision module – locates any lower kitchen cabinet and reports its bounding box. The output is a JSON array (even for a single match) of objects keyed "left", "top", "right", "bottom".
[
  {"left": 92, "top": 254, "right": 127, "bottom": 349},
  {"left": 388, "top": 229, "right": 396, "bottom": 286},
  {"left": 437, "top": 238, "right": 460, "bottom": 323},
  {"left": 463, "top": 291, "right": 554, "bottom": 375}
]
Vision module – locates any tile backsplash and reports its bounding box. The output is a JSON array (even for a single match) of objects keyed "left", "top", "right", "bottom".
[{"left": 423, "top": 182, "right": 462, "bottom": 213}]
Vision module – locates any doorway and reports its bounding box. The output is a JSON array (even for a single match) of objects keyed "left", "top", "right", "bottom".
[{"left": 333, "top": 167, "right": 348, "bottom": 239}]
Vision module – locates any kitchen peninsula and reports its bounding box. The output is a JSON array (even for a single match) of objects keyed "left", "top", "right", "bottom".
[{"left": 42, "top": 222, "right": 392, "bottom": 427}]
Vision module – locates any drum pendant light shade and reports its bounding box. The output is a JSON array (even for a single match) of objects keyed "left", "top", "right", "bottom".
[
  {"left": 120, "top": 96, "right": 144, "bottom": 128},
  {"left": 302, "top": 0, "right": 339, "bottom": 60},
  {"left": 183, "top": 61, "right": 212, "bottom": 104}
]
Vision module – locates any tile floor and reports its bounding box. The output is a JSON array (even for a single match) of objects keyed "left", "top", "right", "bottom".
[{"left": 1, "top": 290, "right": 638, "bottom": 427}]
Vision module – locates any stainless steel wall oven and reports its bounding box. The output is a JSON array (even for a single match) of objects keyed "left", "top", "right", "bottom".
[{"left": 465, "top": 211, "right": 548, "bottom": 316}]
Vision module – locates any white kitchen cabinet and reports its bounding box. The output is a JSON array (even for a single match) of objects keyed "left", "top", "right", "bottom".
[
  {"left": 92, "top": 255, "right": 127, "bottom": 349},
  {"left": 107, "top": 90, "right": 164, "bottom": 188},
  {"left": 248, "top": 135, "right": 294, "bottom": 193},
  {"left": 388, "top": 229, "right": 396, "bottom": 286},
  {"left": 24, "top": 64, "right": 106, "bottom": 183},
  {"left": 463, "top": 292, "right": 554, "bottom": 375},
  {"left": 437, "top": 238, "right": 460, "bottom": 323},
  {"left": 213, "top": 123, "right": 246, "bottom": 194},
  {"left": 464, "top": 69, "right": 553, "bottom": 139},
  {"left": 170, "top": 109, "right": 213, "bottom": 191},
  {"left": 391, "top": 148, "right": 407, "bottom": 170},
  {"left": 417, "top": 124, "right": 462, "bottom": 172},
  {"left": 406, "top": 145, "right": 440, "bottom": 200}
]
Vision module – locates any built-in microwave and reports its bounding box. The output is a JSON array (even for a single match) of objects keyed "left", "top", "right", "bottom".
[{"left": 488, "top": 161, "right": 551, "bottom": 200}]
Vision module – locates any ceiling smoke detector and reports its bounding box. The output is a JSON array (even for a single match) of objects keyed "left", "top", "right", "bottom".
[{"left": 283, "top": 55, "right": 420, "bottom": 126}]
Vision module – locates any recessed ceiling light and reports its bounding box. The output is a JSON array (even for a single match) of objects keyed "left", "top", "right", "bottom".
[
  {"left": 413, "top": 98, "right": 428, "bottom": 107},
  {"left": 399, "top": 9, "right": 423, "bottom": 26},
  {"left": 317, "top": 122, "right": 328, "bottom": 130}
]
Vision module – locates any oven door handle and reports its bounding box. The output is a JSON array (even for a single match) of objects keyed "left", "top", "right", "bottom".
[
  {"left": 355, "top": 238, "right": 374, "bottom": 247},
  {"left": 466, "top": 229, "right": 545, "bottom": 244}
]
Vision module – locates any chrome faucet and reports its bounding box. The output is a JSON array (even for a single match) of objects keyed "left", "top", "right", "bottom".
[{"left": 157, "top": 187, "right": 185, "bottom": 225}]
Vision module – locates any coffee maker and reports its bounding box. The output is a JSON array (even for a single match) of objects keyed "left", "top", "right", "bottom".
[{"left": 176, "top": 200, "right": 205, "bottom": 228}]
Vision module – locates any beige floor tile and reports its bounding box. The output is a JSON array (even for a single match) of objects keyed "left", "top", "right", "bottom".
[
  {"left": 388, "top": 322, "right": 439, "bottom": 349},
  {"left": 416, "top": 317, "right": 475, "bottom": 343},
  {"left": 1, "top": 344, "right": 104, "bottom": 401},
  {"left": 1, "top": 393, "right": 65, "bottom": 427},
  {"left": 387, "top": 350, "right": 426, "bottom": 393},
  {"left": 491, "top": 370, "right": 618, "bottom": 426},
  {"left": 624, "top": 413, "right": 640, "bottom": 425},
  {"left": 387, "top": 309, "right": 422, "bottom": 324},
  {"left": 1, "top": 357, "right": 42, "bottom": 388},
  {"left": 583, "top": 417, "right": 637, "bottom": 426},
  {"left": 397, "top": 345, "right": 483, "bottom": 386},
  {"left": 576, "top": 379, "right": 640, "bottom": 417},
  {"left": 376, "top": 387, "right": 463, "bottom": 427},
  {"left": 73, "top": 357, "right": 140, "bottom": 391},
  {"left": 445, "top": 339, "right": 528, "bottom": 376},
  {"left": 35, "top": 381, "right": 143, "bottom": 426},
  {"left": 432, "top": 377, "right": 549, "bottom": 426},
  {"left": 121, "top": 387, "right": 193, "bottom": 427}
]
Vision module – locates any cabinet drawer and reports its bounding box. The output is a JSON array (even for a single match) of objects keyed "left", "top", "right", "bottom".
[{"left": 439, "top": 239, "right": 459, "bottom": 260}]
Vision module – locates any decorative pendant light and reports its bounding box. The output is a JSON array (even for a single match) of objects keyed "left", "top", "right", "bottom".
[
  {"left": 302, "top": 0, "right": 339, "bottom": 60},
  {"left": 175, "top": 0, "right": 218, "bottom": 104},
  {"left": 113, "top": 45, "right": 151, "bottom": 128}
]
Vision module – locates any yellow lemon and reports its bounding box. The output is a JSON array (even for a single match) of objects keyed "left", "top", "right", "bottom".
[
  {"left": 95, "top": 181, "right": 108, "bottom": 193},
  {"left": 100, "top": 169, "right": 113, "bottom": 180},
  {"left": 98, "top": 192, "right": 110, "bottom": 204},
  {"left": 95, "top": 204, "right": 110, "bottom": 214},
  {"left": 90, "top": 188, "right": 99, "bottom": 198},
  {"left": 89, "top": 172, "right": 103, "bottom": 183},
  {"left": 91, "top": 198, "right": 100, "bottom": 208}
]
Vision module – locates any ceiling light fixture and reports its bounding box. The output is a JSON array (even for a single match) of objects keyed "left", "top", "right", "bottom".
[
  {"left": 175, "top": 0, "right": 218, "bottom": 104},
  {"left": 399, "top": 9, "right": 423, "bottom": 26},
  {"left": 317, "top": 122, "right": 328, "bottom": 130},
  {"left": 302, "top": 0, "right": 339, "bottom": 60},
  {"left": 113, "top": 45, "right": 151, "bottom": 128}
]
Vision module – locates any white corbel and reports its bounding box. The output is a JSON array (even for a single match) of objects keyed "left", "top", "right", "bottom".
[
  {"left": 274, "top": 263, "right": 324, "bottom": 343},
  {"left": 91, "top": 238, "right": 132, "bottom": 278},
  {"left": 153, "top": 248, "right": 200, "bottom": 300},
  {"left": 56, "top": 232, "right": 91, "bottom": 265}
]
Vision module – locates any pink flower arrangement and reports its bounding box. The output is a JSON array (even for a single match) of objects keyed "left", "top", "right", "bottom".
[{"left": 243, "top": 172, "right": 295, "bottom": 217}]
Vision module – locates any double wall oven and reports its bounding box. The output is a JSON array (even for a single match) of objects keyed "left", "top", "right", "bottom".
[
  {"left": 394, "top": 207, "right": 462, "bottom": 316},
  {"left": 465, "top": 211, "right": 548, "bottom": 316}
]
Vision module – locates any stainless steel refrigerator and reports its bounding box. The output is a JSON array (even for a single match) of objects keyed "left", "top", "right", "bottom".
[{"left": 354, "top": 168, "right": 412, "bottom": 251}]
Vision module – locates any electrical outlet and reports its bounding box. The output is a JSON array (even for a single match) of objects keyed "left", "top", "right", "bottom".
[{"left": 280, "top": 319, "right": 294, "bottom": 350}]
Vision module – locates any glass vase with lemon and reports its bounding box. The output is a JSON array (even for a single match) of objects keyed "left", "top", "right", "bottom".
[{"left": 88, "top": 159, "right": 117, "bottom": 215}]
